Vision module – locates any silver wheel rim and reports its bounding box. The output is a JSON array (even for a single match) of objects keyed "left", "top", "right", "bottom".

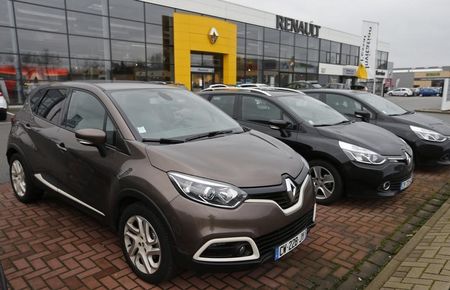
[
  {"left": 311, "top": 166, "right": 335, "bottom": 200},
  {"left": 11, "top": 160, "right": 26, "bottom": 197},
  {"left": 124, "top": 215, "right": 161, "bottom": 275}
]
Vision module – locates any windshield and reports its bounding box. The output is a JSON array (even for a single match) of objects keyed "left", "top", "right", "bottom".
[
  {"left": 110, "top": 88, "right": 242, "bottom": 140},
  {"left": 354, "top": 93, "right": 408, "bottom": 116},
  {"left": 278, "top": 94, "right": 349, "bottom": 126}
]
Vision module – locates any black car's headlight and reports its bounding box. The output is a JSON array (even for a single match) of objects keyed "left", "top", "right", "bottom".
[
  {"left": 339, "top": 141, "right": 386, "bottom": 165},
  {"left": 410, "top": 125, "right": 447, "bottom": 142},
  {"left": 168, "top": 172, "right": 247, "bottom": 209}
]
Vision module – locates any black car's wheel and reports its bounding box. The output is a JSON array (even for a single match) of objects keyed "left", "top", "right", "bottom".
[
  {"left": 309, "top": 160, "right": 343, "bottom": 205},
  {"left": 119, "top": 203, "right": 176, "bottom": 284},
  {"left": 9, "top": 153, "right": 43, "bottom": 203}
]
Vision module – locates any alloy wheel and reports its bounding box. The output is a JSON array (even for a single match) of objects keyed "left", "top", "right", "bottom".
[
  {"left": 11, "top": 160, "right": 26, "bottom": 197},
  {"left": 311, "top": 166, "right": 335, "bottom": 200},
  {"left": 124, "top": 215, "right": 161, "bottom": 275}
]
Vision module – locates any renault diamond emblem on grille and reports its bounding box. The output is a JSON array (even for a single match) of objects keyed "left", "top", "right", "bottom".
[
  {"left": 405, "top": 152, "right": 411, "bottom": 165},
  {"left": 285, "top": 178, "right": 297, "bottom": 202},
  {"left": 208, "top": 27, "right": 219, "bottom": 44}
]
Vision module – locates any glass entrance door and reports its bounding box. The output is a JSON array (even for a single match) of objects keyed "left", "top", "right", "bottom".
[{"left": 191, "top": 73, "right": 214, "bottom": 91}]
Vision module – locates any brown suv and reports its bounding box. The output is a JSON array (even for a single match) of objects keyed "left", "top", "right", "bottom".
[{"left": 7, "top": 82, "right": 316, "bottom": 283}]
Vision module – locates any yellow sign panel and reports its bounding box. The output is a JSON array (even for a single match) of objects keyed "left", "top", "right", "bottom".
[{"left": 173, "top": 13, "right": 237, "bottom": 90}]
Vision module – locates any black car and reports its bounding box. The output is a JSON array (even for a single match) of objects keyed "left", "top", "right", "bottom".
[
  {"left": 199, "top": 87, "right": 414, "bottom": 204},
  {"left": 303, "top": 89, "right": 450, "bottom": 166},
  {"left": 0, "top": 263, "right": 7, "bottom": 290}
]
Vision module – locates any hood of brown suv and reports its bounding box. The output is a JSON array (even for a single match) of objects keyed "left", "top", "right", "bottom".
[{"left": 146, "top": 131, "right": 304, "bottom": 187}]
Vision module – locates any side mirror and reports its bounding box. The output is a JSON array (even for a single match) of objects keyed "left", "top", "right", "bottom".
[
  {"left": 75, "top": 129, "right": 107, "bottom": 156},
  {"left": 269, "top": 120, "right": 291, "bottom": 137},
  {"left": 354, "top": 111, "right": 371, "bottom": 122}
]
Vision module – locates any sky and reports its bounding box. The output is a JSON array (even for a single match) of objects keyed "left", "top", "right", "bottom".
[{"left": 225, "top": 0, "right": 450, "bottom": 68}]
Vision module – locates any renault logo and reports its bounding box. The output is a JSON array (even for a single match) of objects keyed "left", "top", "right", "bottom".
[
  {"left": 405, "top": 152, "right": 412, "bottom": 165},
  {"left": 285, "top": 178, "right": 297, "bottom": 202},
  {"left": 208, "top": 27, "right": 219, "bottom": 44}
]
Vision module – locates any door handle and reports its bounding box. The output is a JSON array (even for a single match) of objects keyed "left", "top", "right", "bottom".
[{"left": 56, "top": 142, "right": 67, "bottom": 152}]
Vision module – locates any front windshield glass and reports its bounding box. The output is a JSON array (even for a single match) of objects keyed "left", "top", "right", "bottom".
[
  {"left": 278, "top": 94, "right": 349, "bottom": 126},
  {"left": 354, "top": 92, "right": 408, "bottom": 116},
  {"left": 110, "top": 88, "right": 242, "bottom": 140}
]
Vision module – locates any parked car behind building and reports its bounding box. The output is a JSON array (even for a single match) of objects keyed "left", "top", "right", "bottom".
[{"left": 386, "top": 88, "right": 413, "bottom": 97}]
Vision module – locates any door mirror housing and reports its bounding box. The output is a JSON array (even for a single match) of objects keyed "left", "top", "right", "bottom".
[
  {"left": 354, "top": 111, "right": 371, "bottom": 122},
  {"left": 269, "top": 120, "right": 291, "bottom": 137},
  {"left": 75, "top": 129, "right": 107, "bottom": 156}
]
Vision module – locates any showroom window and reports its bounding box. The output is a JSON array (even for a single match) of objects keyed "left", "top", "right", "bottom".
[
  {"left": 67, "top": 11, "right": 109, "bottom": 38},
  {"left": 66, "top": 0, "right": 108, "bottom": 15},
  {"left": 14, "top": 2, "right": 67, "bottom": 33},
  {"left": 109, "top": 0, "right": 144, "bottom": 21}
]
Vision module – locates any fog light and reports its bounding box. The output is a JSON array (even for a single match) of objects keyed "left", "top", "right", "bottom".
[{"left": 382, "top": 181, "right": 391, "bottom": 191}]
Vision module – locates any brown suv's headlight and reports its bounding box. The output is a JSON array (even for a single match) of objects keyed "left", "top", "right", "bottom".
[{"left": 168, "top": 172, "right": 247, "bottom": 209}]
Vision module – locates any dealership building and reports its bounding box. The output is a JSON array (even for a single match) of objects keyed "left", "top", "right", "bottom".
[{"left": 0, "top": 0, "right": 390, "bottom": 105}]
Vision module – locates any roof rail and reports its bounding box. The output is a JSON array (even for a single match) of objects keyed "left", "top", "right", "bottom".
[
  {"left": 200, "top": 87, "right": 271, "bottom": 96},
  {"left": 261, "top": 87, "right": 304, "bottom": 94}
]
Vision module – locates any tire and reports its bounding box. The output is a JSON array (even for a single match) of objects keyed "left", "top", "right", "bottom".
[
  {"left": 119, "top": 203, "right": 176, "bottom": 284},
  {"left": 419, "top": 94, "right": 423, "bottom": 97},
  {"left": 387, "top": 93, "right": 392, "bottom": 96},
  {"left": 309, "top": 160, "right": 343, "bottom": 205},
  {"left": 403, "top": 93, "right": 408, "bottom": 97},
  {"left": 9, "top": 153, "right": 43, "bottom": 203}
]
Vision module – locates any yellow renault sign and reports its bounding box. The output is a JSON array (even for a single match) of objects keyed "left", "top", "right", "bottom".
[{"left": 173, "top": 13, "right": 237, "bottom": 90}]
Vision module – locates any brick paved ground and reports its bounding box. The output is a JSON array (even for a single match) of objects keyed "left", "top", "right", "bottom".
[
  {"left": 0, "top": 167, "right": 449, "bottom": 290},
  {"left": 367, "top": 189, "right": 450, "bottom": 290}
]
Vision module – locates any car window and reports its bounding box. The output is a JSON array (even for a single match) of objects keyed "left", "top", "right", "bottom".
[
  {"left": 242, "top": 96, "right": 282, "bottom": 123},
  {"left": 35, "top": 89, "right": 68, "bottom": 123},
  {"left": 323, "top": 93, "right": 363, "bottom": 115},
  {"left": 64, "top": 90, "right": 105, "bottom": 131},
  {"left": 30, "top": 89, "right": 45, "bottom": 114},
  {"left": 210, "top": 95, "right": 235, "bottom": 117},
  {"left": 105, "top": 116, "right": 119, "bottom": 147}
]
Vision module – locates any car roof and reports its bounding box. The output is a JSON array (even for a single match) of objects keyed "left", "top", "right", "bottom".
[
  {"left": 44, "top": 81, "right": 179, "bottom": 91},
  {"left": 199, "top": 87, "right": 305, "bottom": 98}
]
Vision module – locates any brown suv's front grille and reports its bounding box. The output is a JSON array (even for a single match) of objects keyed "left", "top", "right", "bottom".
[
  {"left": 243, "top": 177, "right": 304, "bottom": 209},
  {"left": 254, "top": 209, "right": 315, "bottom": 258}
]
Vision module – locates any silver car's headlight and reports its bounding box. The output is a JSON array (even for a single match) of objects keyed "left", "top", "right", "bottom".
[
  {"left": 339, "top": 141, "right": 386, "bottom": 165},
  {"left": 410, "top": 126, "right": 447, "bottom": 142},
  {"left": 168, "top": 172, "right": 247, "bottom": 209}
]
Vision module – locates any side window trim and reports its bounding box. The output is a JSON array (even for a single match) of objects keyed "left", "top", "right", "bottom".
[{"left": 32, "top": 87, "right": 69, "bottom": 127}]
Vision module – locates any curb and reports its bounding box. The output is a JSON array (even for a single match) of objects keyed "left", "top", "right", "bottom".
[{"left": 366, "top": 197, "right": 450, "bottom": 289}]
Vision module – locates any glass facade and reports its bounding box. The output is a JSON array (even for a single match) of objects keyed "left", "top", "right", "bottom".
[{"left": 0, "top": 0, "right": 388, "bottom": 104}]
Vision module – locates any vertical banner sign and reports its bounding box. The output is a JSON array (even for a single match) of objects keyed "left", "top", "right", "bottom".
[
  {"left": 441, "top": 79, "right": 450, "bottom": 110},
  {"left": 360, "top": 21, "right": 379, "bottom": 80}
]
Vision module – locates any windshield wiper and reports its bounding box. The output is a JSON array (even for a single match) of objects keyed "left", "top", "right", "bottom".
[
  {"left": 142, "top": 138, "right": 185, "bottom": 144},
  {"left": 388, "top": 111, "right": 414, "bottom": 116},
  {"left": 185, "top": 130, "right": 234, "bottom": 142},
  {"left": 314, "top": 120, "right": 351, "bottom": 127}
]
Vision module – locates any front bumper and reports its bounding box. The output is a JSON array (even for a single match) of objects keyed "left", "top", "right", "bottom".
[
  {"left": 413, "top": 139, "right": 450, "bottom": 166},
  {"left": 342, "top": 158, "right": 414, "bottom": 197},
  {"left": 164, "top": 172, "right": 316, "bottom": 266}
]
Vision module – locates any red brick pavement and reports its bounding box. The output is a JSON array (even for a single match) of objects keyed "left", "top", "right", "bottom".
[{"left": 0, "top": 167, "right": 449, "bottom": 289}]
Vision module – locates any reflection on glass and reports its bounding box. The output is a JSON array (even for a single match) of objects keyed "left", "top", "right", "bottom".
[
  {"left": 67, "top": 11, "right": 109, "bottom": 38},
  {"left": 281, "top": 31, "right": 294, "bottom": 46},
  {"left": 280, "top": 45, "right": 294, "bottom": 59},
  {"left": 66, "top": 0, "right": 108, "bottom": 15},
  {"left": 246, "top": 39, "right": 262, "bottom": 55},
  {"left": 0, "top": 27, "right": 16, "bottom": 53},
  {"left": 20, "top": 55, "right": 69, "bottom": 96},
  {"left": 295, "top": 47, "right": 308, "bottom": 60},
  {"left": 237, "top": 38, "right": 245, "bottom": 54},
  {"left": 18, "top": 29, "right": 68, "bottom": 57},
  {"left": 112, "top": 61, "right": 146, "bottom": 81},
  {"left": 15, "top": 2, "right": 66, "bottom": 33},
  {"left": 69, "top": 36, "right": 110, "bottom": 59},
  {"left": 0, "top": 53, "right": 20, "bottom": 104},
  {"left": 264, "top": 27, "right": 279, "bottom": 43},
  {"left": 190, "top": 54, "right": 202, "bottom": 66},
  {"left": 0, "top": 0, "right": 13, "bottom": 26},
  {"left": 147, "top": 63, "right": 172, "bottom": 81},
  {"left": 146, "top": 3, "right": 174, "bottom": 25},
  {"left": 308, "top": 49, "right": 319, "bottom": 62},
  {"left": 280, "top": 59, "right": 295, "bottom": 72},
  {"left": 71, "top": 59, "right": 110, "bottom": 80},
  {"left": 109, "top": 0, "right": 144, "bottom": 21},
  {"left": 146, "top": 24, "right": 163, "bottom": 44},
  {"left": 308, "top": 37, "right": 319, "bottom": 49},
  {"left": 246, "top": 24, "right": 263, "bottom": 41},
  {"left": 19, "top": 0, "right": 64, "bottom": 9},
  {"left": 295, "top": 34, "right": 308, "bottom": 48},
  {"left": 264, "top": 42, "right": 279, "bottom": 58},
  {"left": 147, "top": 44, "right": 163, "bottom": 63},
  {"left": 110, "top": 18, "right": 145, "bottom": 42},
  {"left": 263, "top": 58, "right": 279, "bottom": 70},
  {"left": 111, "top": 40, "right": 145, "bottom": 62},
  {"left": 245, "top": 55, "right": 262, "bottom": 83}
]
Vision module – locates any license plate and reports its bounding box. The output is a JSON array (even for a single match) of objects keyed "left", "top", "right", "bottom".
[
  {"left": 400, "top": 176, "right": 413, "bottom": 190},
  {"left": 274, "top": 228, "right": 307, "bottom": 260}
]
